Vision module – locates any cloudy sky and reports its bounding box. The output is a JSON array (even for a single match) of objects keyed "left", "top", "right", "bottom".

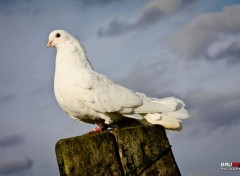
[{"left": 0, "top": 0, "right": 240, "bottom": 175}]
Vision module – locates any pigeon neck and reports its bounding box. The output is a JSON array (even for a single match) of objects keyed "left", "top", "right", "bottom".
[{"left": 56, "top": 45, "right": 93, "bottom": 70}]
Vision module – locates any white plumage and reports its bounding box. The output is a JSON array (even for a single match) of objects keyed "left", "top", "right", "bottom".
[{"left": 47, "top": 30, "right": 189, "bottom": 131}]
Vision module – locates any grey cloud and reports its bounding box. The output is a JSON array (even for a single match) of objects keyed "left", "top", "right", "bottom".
[
  {"left": 0, "top": 0, "right": 32, "bottom": 7},
  {"left": 118, "top": 56, "right": 177, "bottom": 97},
  {"left": 170, "top": 5, "right": 240, "bottom": 60},
  {"left": 0, "top": 0, "right": 39, "bottom": 16},
  {"left": 185, "top": 91, "right": 240, "bottom": 134},
  {"left": 97, "top": 18, "right": 134, "bottom": 37},
  {"left": 0, "top": 0, "right": 123, "bottom": 16},
  {"left": 134, "top": 7, "right": 164, "bottom": 28},
  {"left": 0, "top": 157, "right": 33, "bottom": 175},
  {"left": 80, "top": 0, "right": 124, "bottom": 6},
  {"left": 97, "top": 0, "right": 192, "bottom": 37},
  {"left": 206, "top": 35, "right": 240, "bottom": 62},
  {"left": 0, "top": 135, "right": 25, "bottom": 148},
  {"left": 0, "top": 94, "right": 16, "bottom": 104}
]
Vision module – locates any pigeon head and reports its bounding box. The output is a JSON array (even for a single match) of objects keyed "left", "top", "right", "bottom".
[{"left": 47, "top": 30, "right": 72, "bottom": 48}]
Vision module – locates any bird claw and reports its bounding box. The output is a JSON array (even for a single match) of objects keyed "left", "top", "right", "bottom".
[{"left": 86, "top": 125, "right": 108, "bottom": 134}]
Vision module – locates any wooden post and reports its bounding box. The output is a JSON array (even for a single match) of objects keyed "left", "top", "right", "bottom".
[{"left": 55, "top": 125, "right": 181, "bottom": 176}]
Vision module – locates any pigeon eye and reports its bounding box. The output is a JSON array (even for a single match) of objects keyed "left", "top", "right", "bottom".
[{"left": 56, "top": 33, "right": 61, "bottom": 38}]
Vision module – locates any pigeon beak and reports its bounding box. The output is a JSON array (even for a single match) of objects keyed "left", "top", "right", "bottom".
[{"left": 47, "top": 41, "right": 53, "bottom": 48}]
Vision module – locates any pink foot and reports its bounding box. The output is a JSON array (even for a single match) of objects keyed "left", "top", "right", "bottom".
[{"left": 86, "top": 125, "right": 108, "bottom": 134}]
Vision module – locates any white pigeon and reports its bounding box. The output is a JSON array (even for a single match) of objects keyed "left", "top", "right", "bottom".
[{"left": 47, "top": 30, "right": 189, "bottom": 133}]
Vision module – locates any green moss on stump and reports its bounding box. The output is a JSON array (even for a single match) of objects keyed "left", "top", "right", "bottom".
[{"left": 56, "top": 125, "right": 181, "bottom": 176}]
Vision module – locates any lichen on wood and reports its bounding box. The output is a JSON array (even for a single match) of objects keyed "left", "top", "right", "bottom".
[
  {"left": 56, "top": 132, "right": 123, "bottom": 176},
  {"left": 56, "top": 125, "right": 181, "bottom": 176}
]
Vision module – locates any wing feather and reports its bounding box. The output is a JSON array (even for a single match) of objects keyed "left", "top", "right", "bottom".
[{"left": 74, "top": 70, "right": 142, "bottom": 113}]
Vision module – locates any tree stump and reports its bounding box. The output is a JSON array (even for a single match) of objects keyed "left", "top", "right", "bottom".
[{"left": 55, "top": 125, "right": 181, "bottom": 176}]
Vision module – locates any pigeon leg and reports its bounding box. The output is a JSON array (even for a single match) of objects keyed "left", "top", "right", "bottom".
[{"left": 86, "top": 124, "right": 108, "bottom": 134}]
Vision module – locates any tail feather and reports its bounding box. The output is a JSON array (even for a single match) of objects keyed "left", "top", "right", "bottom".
[
  {"left": 144, "top": 113, "right": 182, "bottom": 130},
  {"left": 134, "top": 93, "right": 179, "bottom": 113},
  {"left": 133, "top": 94, "right": 189, "bottom": 130},
  {"left": 166, "top": 108, "right": 189, "bottom": 120}
]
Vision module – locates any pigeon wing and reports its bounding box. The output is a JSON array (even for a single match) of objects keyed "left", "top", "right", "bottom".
[{"left": 74, "top": 69, "right": 143, "bottom": 113}]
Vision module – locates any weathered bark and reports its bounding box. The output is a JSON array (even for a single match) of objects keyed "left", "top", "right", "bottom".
[
  {"left": 56, "top": 125, "right": 181, "bottom": 176},
  {"left": 55, "top": 132, "right": 123, "bottom": 176}
]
